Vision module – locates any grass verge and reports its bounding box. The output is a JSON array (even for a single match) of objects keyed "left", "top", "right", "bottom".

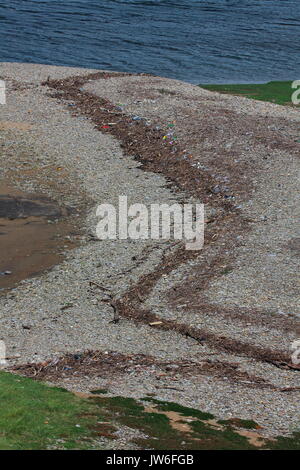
[
  {"left": 0, "top": 371, "right": 299, "bottom": 450},
  {"left": 0, "top": 371, "right": 106, "bottom": 450},
  {"left": 199, "top": 81, "right": 299, "bottom": 106}
]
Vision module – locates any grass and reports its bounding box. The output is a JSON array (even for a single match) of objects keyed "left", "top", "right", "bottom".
[
  {"left": 0, "top": 371, "right": 106, "bottom": 450},
  {"left": 218, "top": 418, "right": 259, "bottom": 430},
  {"left": 198, "top": 81, "right": 299, "bottom": 106},
  {"left": 268, "top": 432, "right": 300, "bottom": 450},
  {"left": 0, "top": 371, "right": 299, "bottom": 450},
  {"left": 94, "top": 395, "right": 249, "bottom": 450},
  {"left": 142, "top": 397, "right": 214, "bottom": 420},
  {"left": 90, "top": 389, "right": 108, "bottom": 395}
]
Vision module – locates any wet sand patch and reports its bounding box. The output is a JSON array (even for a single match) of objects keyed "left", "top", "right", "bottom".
[{"left": 0, "top": 183, "right": 77, "bottom": 291}]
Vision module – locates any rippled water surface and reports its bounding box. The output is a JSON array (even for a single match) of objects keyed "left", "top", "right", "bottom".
[{"left": 0, "top": 0, "right": 299, "bottom": 83}]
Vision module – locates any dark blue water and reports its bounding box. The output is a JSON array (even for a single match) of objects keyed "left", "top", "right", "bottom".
[{"left": 0, "top": 0, "right": 299, "bottom": 83}]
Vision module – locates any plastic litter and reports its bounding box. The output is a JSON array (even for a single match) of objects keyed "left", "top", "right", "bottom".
[{"left": 162, "top": 123, "right": 178, "bottom": 146}]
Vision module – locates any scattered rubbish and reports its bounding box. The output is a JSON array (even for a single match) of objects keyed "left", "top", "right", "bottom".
[
  {"left": 73, "top": 354, "right": 82, "bottom": 361},
  {"left": 0, "top": 270, "right": 12, "bottom": 276},
  {"left": 88, "top": 280, "right": 119, "bottom": 323},
  {"left": 165, "top": 364, "right": 179, "bottom": 371},
  {"left": 149, "top": 321, "right": 163, "bottom": 326},
  {"left": 212, "top": 185, "right": 221, "bottom": 194},
  {"left": 132, "top": 115, "right": 142, "bottom": 121},
  {"left": 161, "top": 123, "right": 178, "bottom": 147}
]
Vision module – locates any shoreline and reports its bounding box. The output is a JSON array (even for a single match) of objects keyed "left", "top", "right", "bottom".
[{"left": 0, "top": 62, "right": 299, "bottom": 448}]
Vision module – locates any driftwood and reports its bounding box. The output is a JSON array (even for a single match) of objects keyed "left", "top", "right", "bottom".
[
  {"left": 89, "top": 281, "right": 119, "bottom": 323},
  {"left": 265, "top": 359, "right": 300, "bottom": 371}
]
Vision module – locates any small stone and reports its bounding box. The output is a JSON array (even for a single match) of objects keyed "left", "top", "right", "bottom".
[{"left": 165, "top": 364, "right": 179, "bottom": 371}]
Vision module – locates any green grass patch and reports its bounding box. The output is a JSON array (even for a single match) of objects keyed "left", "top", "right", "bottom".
[
  {"left": 90, "top": 389, "right": 108, "bottom": 395},
  {"left": 0, "top": 371, "right": 104, "bottom": 450},
  {"left": 199, "top": 81, "right": 299, "bottom": 106},
  {"left": 189, "top": 420, "right": 255, "bottom": 450},
  {"left": 268, "top": 432, "right": 300, "bottom": 450},
  {"left": 218, "top": 418, "right": 259, "bottom": 430},
  {"left": 142, "top": 397, "right": 214, "bottom": 420},
  {"left": 0, "top": 371, "right": 299, "bottom": 450}
]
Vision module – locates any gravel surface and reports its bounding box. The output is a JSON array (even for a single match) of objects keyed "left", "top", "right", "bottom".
[{"left": 0, "top": 63, "right": 299, "bottom": 442}]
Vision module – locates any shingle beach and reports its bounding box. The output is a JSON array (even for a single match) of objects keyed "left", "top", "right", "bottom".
[{"left": 0, "top": 63, "right": 299, "bottom": 442}]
